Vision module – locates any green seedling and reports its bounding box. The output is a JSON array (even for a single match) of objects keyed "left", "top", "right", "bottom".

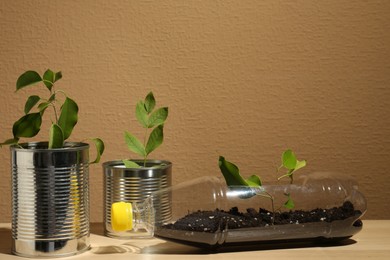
[
  {"left": 277, "top": 149, "right": 307, "bottom": 184},
  {"left": 218, "top": 149, "right": 306, "bottom": 224},
  {"left": 0, "top": 70, "right": 104, "bottom": 163},
  {"left": 123, "top": 92, "right": 168, "bottom": 168},
  {"left": 218, "top": 156, "right": 276, "bottom": 219}
]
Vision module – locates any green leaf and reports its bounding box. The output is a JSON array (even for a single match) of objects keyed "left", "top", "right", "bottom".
[
  {"left": 12, "top": 113, "right": 42, "bottom": 138},
  {"left": 43, "top": 69, "right": 55, "bottom": 90},
  {"left": 144, "top": 92, "right": 156, "bottom": 114},
  {"left": 218, "top": 156, "right": 248, "bottom": 186},
  {"left": 49, "top": 124, "right": 64, "bottom": 148},
  {"left": 284, "top": 193, "right": 295, "bottom": 209},
  {"left": 0, "top": 138, "right": 19, "bottom": 147},
  {"left": 135, "top": 101, "right": 149, "bottom": 128},
  {"left": 278, "top": 150, "right": 307, "bottom": 183},
  {"left": 295, "top": 159, "right": 307, "bottom": 171},
  {"left": 16, "top": 71, "right": 42, "bottom": 91},
  {"left": 49, "top": 93, "right": 56, "bottom": 102},
  {"left": 24, "top": 95, "right": 40, "bottom": 114},
  {"left": 145, "top": 125, "right": 164, "bottom": 155},
  {"left": 246, "top": 175, "right": 262, "bottom": 187},
  {"left": 38, "top": 102, "right": 50, "bottom": 113},
  {"left": 122, "top": 160, "right": 141, "bottom": 168},
  {"left": 42, "top": 70, "right": 61, "bottom": 90},
  {"left": 58, "top": 97, "right": 78, "bottom": 140},
  {"left": 124, "top": 131, "right": 146, "bottom": 157},
  {"left": 90, "top": 138, "right": 105, "bottom": 164},
  {"left": 54, "top": 71, "right": 62, "bottom": 82},
  {"left": 148, "top": 107, "right": 168, "bottom": 128},
  {"left": 282, "top": 149, "right": 297, "bottom": 170}
]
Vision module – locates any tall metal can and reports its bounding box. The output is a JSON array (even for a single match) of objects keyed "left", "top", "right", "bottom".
[
  {"left": 11, "top": 142, "right": 90, "bottom": 258},
  {"left": 103, "top": 160, "right": 172, "bottom": 238}
]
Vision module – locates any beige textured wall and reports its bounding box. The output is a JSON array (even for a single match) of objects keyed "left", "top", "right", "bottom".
[{"left": 0, "top": 0, "right": 389, "bottom": 222}]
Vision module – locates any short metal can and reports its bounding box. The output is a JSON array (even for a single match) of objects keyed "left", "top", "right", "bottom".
[{"left": 103, "top": 160, "right": 172, "bottom": 238}]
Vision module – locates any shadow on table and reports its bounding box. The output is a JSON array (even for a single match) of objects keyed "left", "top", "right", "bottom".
[
  {"left": 89, "top": 223, "right": 358, "bottom": 255},
  {"left": 90, "top": 223, "right": 206, "bottom": 255},
  {"left": 140, "top": 238, "right": 357, "bottom": 255},
  {"left": 91, "top": 236, "right": 357, "bottom": 255},
  {"left": 0, "top": 228, "right": 12, "bottom": 255},
  {"left": 3, "top": 224, "right": 358, "bottom": 256},
  {"left": 91, "top": 241, "right": 207, "bottom": 255}
]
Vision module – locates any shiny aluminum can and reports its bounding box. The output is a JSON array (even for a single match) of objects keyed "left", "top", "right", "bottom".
[
  {"left": 11, "top": 142, "right": 90, "bottom": 258},
  {"left": 103, "top": 160, "right": 172, "bottom": 238}
]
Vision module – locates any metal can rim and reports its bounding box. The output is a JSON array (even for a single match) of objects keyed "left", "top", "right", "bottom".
[
  {"left": 103, "top": 160, "right": 172, "bottom": 171},
  {"left": 10, "top": 141, "right": 89, "bottom": 152}
]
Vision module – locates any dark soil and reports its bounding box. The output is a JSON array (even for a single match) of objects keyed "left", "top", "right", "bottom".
[{"left": 162, "top": 201, "right": 362, "bottom": 233}]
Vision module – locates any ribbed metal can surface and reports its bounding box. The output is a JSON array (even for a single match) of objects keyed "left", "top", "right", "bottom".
[
  {"left": 103, "top": 160, "right": 172, "bottom": 238},
  {"left": 11, "top": 142, "right": 90, "bottom": 258}
]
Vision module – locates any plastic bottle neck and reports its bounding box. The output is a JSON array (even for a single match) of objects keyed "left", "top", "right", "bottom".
[{"left": 111, "top": 198, "right": 155, "bottom": 235}]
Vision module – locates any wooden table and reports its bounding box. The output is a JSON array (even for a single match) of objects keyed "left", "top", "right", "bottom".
[{"left": 1, "top": 220, "right": 389, "bottom": 259}]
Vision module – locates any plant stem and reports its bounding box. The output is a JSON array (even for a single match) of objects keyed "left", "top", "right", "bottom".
[
  {"left": 51, "top": 102, "right": 59, "bottom": 123},
  {"left": 266, "top": 192, "right": 276, "bottom": 225},
  {"left": 277, "top": 170, "right": 295, "bottom": 184},
  {"left": 271, "top": 198, "right": 275, "bottom": 225},
  {"left": 143, "top": 128, "right": 148, "bottom": 167},
  {"left": 257, "top": 191, "right": 276, "bottom": 225},
  {"left": 52, "top": 90, "right": 67, "bottom": 124}
]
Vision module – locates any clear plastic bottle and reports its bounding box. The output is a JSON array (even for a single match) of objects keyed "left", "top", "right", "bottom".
[{"left": 111, "top": 173, "right": 366, "bottom": 247}]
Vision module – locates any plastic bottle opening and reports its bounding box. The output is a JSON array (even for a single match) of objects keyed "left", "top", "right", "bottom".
[{"left": 111, "top": 202, "right": 133, "bottom": 231}]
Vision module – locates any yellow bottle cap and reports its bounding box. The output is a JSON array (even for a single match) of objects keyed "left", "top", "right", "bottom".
[{"left": 111, "top": 202, "right": 133, "bottom": 232}]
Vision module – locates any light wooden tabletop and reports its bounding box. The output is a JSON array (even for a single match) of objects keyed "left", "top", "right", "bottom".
[{"left": 1, "top": 220, "right": 389, "bottom": 259}]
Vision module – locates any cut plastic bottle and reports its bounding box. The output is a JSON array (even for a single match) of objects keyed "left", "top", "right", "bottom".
[{"left": 111, "top": 173, "right": 366, "bottom": 248}]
